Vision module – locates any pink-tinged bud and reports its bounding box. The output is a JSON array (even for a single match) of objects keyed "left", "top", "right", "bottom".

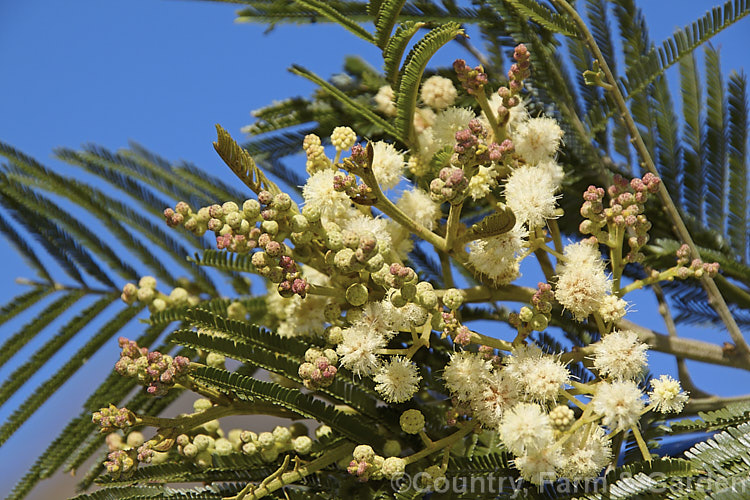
[
  {"left": 175, "top": 201, "right": 190, "bottom": 215},
  {"left": 258, "top": 191, "right": 273, "bottom": 205}
]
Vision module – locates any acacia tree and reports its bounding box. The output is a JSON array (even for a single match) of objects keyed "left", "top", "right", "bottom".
[{"left": 1, "top": 0, "right": 750, "bottom": 498}]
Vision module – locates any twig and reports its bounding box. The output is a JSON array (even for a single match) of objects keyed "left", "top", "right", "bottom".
[{"left": 652, "top": 283, "right": 711, "bottom": 398}]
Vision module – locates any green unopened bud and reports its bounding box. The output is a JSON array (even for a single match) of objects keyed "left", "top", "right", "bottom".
[
  {"left": 193, "top": 434, "right": 211, "bottom": 452},
  {"left": 182, "top": 443, "right": 198, "bottom": 458},
  {"left": 293, "top": 435, "right": 313, "bottom": 454},
  {"left": 291, "top": 214, "right": 309, "bottom": 232},
  {"left": 214, "top": 438, "right": 233, "bottom": 456},
  {"left": 151, "top": 298, "right": 167, "bottom": 312},
  {"left": 139, "top": 276, "right": 157, "bottom": 289},
  {"left": 301, "top": 204, "right": 320, "bottom": 222},
  {"left": 442, "top": 288, "right": 464, "bottom": 310},
  {"left": 529, "top": 314, "right": 549, "bottom": 331},
  {"left": 418, "top": 289, "right": 438, "bottom": 309},
  {"left": 346, "top": 283, "right": 369, "bottom": 306},
  {"left": 326, "top": 231, "right": 344, "bottom": 251},
  {"left": 222, "top": 201, "right": 239, "bottom": 214},
  {"left": 381, "top": 457, "right": 406, "bottom": 480},
  {"left": 206, "top": 352, "right": 225, "bottom": 368},
  {"left": 365, "top": 253, "right": 385, "bottom": 272},
  {"left": 401, "top": 282, "right": 417, "bottom": 301},
  {"left": 389, "top": 289, "right": 407, "bottom": 308},
  {"left": 334, "top": 248, "right": 357, "bottom": 273},
  {"left": 261, "top": 220, "right": 279, "bottom": 235},
  {"left": 383, "top": 439, "right": 402, "bottom": 457},
  {"left": 258, "top": 432, "right": 274, "bottom": 449},
  {"left": 136, "top": 287, "right": 155, "bottom": 303},
  {"left": 193, "top": 398, "right": 213, "bottom": 412},
  {"left": 353, "top": 444, "right": 375, "bottom": 462},
  {"left": 519, "top": 306, "right": 534, "bottom": 323},
  {"left": 326, "top": 326, "right": 344, "bottom": 345},
  {"left": 242, "top": 442, "right": 258, "bottom": 455},
  {"left": 243, "top": 199, "right": 261, "bottom": 218},
  {"left": 400, "top": 409, "right": 425, "bottom": 434},
  {"left": 125, "top": 431, "right": 144, "bottom": 448}
]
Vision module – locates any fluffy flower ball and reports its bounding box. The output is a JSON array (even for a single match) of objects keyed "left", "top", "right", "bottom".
[
  {"left": 591, "top": 380, "right": 645, "bottom": 431},
  {"left": 375, "top": 85, "right": 397, "bottom": 116},
  {"left": 443, "top": 351, "right": 492, "bottom": 402},
  {"left": 373, "top": 357, "right": 421, "bottom": 403},
  {"left": 555, "top": 241, "right": 611, "bottom": 321},
  {"left": 467, "top": 226, "right": 526, "bottom": 285},
  {"left": 513, "top": 116, "right": 564, "bottom": 164},
  {"left": 593, "top": 329, "right": 648, "bottom": 380},
  {"left": 649, "top": 375, "right": 689, "bottom": 413},
  {"left": 396, "top": 189, "right": 441, "bottom": 230},
  {"left": 504, "top": 165, "right": 560, "bottom": 228},
  {"left": 336, "top": 325, "right": 386, "bottom": 376},
  {"left": 500, "top": 402, "right": 554, "bottom": 455},
  {"left": 420, "top": 75, "right": 458, "bottom": 109},
  {"left": 371, "top": 141, "right": 405, "bottom": 190}
]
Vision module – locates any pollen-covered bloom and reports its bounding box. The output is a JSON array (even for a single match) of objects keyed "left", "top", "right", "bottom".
[
  {"left": 468, "top": 165, "right": 499, "bottom": 201},
  {"left": 514, "top": 447, "right": 564, "bottom": 485},
  {"left": 512, "top": 116, "right": 564, "bottom": 164},
  {"left": 371, "top": 141, "right": 405, "bottom": 190},
  {"left": 593, "top": 329, "right": 648, "bottom": 380},
  {"left": 396, "top": 189, "right": 441, "bottom": 231},
  {"left": 431, "top": 107, "right": 476, "bottom": 147},
  {"left": 443, "top": 351, "right": 492, "bottom": 402},
  {"left": 302, "top": 169, "right": 358, "bottom": 224},
  {"left": 420, "top": 75, "right": 458, "bottom": 110},
  {"left": 648, "top": 375, "right": 689, "bottom": 413},
  {"left": 337, "top": 324, "right": 387, "bottom": 376},
  {"left": 560, "top": 424, "right": 612, "bottom": 480},
  {"left": 500, "top": 402, "right": 554, "bottom": 455},
  {"left": 374, "top": 357, "right": 421, "bottom": 403},
  {"left": 591, "top": 380, "right": 645, "bottom": 431},
  {"left": 506, "top": 347, "right": 570, "bottom": 404},
  {"left": 504, "top": 165, "right": 560, "bottom": 228},
  {"left": 554, "top": 240, "right": 611, "bottom": 321},
  {"left": 374, "top": 85, "right": 397, "bottom": 116},
  {"left": 470, "top": 371, "right": 518, "bottom": 429},
  {"left": 467, "top": 225, "right": 526, "bottom": 285}
]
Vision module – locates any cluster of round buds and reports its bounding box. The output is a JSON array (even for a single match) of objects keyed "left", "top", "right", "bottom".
[
  {"left": 453, "top": 119, "right": 507, "bottom": 167},
  {"left": 120, "top": 276, "right": 198, "bottom": 312},
  {"left": 330, "top": 127, "right": 357, "bottom": 152},
  {"left": 579, "top": 173, "right": 661, "bottom": 263},
  {"left": 303, "top": 134, "right": 331, "bottom": 173},
  {"left": 175, "top": 432, "right": 234, "bottom": 468},
  {"left": 224, "top": 425, "right": 313, "bottom": 463},
  {"left": 114, "top": 337, "right": 191, "bottom": 396},
  {"left": 674, "top": 244, "right": 720, "bottom": 279},
  {"left": 104, "top": 449, "right": 137, "bottom": 479},
  {"left": 453, "top": 59, "right": 488, "bottom": 95},
  {"left": 323, "top": 223, "right": 384, "bottom": 276},
  {"left": 164, "top": 201, "right": 209, "bottom": 235},
  {"left": 332, "top": 173, "right": 373, "bottom": 204},
  {"left": 347, "top": 445, "right": 406, "bottom": 482},
  {"left": 508, "top": 283, "right": 553, "bottom": 336},
  {"left": 299, "top": 347, "right": 338, "bottom": 390},
  {"left": 441, "top": 311, "right": 471, "bottom": 346},
  {"left": 429, "top": 166, "right": 469, "bottom": 203},
  {"left": 508, "top": 43, "right": 530, "bottom": 92},
  {"left": 549, "top": 405, "right": 575, "bottom": 432},
  {"left": 92, "top": 405, "right": 137, "bottom": 433}
]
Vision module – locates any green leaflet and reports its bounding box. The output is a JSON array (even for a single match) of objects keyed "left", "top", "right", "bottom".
[
  {"left": 382, "top": 21, "right": 426, "bottom": 86},
  {"left": 213, "top": 124, "right": 284, "bottom": 197},
  {"left": 506, "top": 0, "right": 578, "bottom": 37},
  {"left": 374, "top": 0, "right": 407, "bottom": 49},
  {"left": 394, "top": 22, "right": 464, "bottom": 144},
  {"left": 191, "top": 366, "right": 384, "bottom": 446},
  {"left": 289, "top": 65, "right": 403, "bottom": 140}
]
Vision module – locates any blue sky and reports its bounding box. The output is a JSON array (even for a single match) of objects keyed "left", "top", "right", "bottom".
[{"left": 0, "top": 0, "right": 749, "bottom": 497}]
